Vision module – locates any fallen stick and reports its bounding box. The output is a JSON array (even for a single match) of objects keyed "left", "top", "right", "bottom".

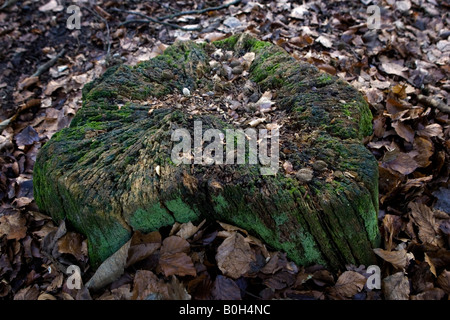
[
  {"left": 31, "top": 48, "right": 66, "bottom": 78},
  {"left": 418, "top": 94, "right": 450, "bottom": 114}
]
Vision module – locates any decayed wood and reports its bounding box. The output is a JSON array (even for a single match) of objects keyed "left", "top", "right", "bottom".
[{"left": 34, "top": 33, "right": 380, "bottom": 270}]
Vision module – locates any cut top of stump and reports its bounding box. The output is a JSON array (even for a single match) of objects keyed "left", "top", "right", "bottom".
[{"left": 34, "top": 33, "right": 380, "bottom": 270}]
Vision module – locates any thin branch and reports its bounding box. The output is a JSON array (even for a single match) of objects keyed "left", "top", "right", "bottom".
[
  {"left": 157, "top": 0, "right": 242, "bottom": 20},
  {"left": 31, "top": 48, "right": 66, "bottom": 78},
  {"left": 82, "top": 5, "right": 111, "bottom": 57},
  {"left": 111, "top": 8, "right": 201, "bottom": 31}
]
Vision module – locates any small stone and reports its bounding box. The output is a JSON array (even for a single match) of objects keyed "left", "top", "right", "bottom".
[
  {"left": 155, "top": 165, "right": 161, "bottom": 176},
  {"left": 232, "top": 66, "right": 243, "bottom": 75},
  {"left": 296, "top": 168, "right": 313, "bottom": 182},
  {"left": 312, "top": 160, "right": 327, "bottom": 172},
  {"left": 182, "top": 88, "right": 190, "bottom": 96},
  {"left": 223, "top": 17, "right": 242, "bottom": 29},
  {"left": 249, "top": 92, "right": 260, "bottom": 103}
]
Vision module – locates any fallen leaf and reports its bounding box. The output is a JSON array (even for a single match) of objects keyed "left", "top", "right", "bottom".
[
  {"left": 13, "top": 285, "right": 40, "bottom": 300},
  {"left": 382, "top": 272, "right": 410, "bottom": 300},
  {"left": 373, "top": 248, "right": 409, "bottom": 269},
  {"left": 216, "top": 232, "right": 255, "bottom": 279},
  {"left": 212, "top": 275, "right": 241, "bottom": 300},
  {"left": 385, "top": 152, "right": 418, "bottom": 175},
  {"left": 126, "top": 231, "right": 161, "bottom": 268},
  {"left": 392, "top": 121, "right": 415, "bottom": 143},
  {"left": 159, "top": 252, "right": 197, "bottom": 277},
  {"left": 264, "top": 271, "right": 296, "bottom": 290},
  {"left": 328, "top": 271, "right": 366, "bottom": 298},
  {"left": 160, "top": 236, "right": 190, "bottom": 255},
  {"left": 217, "top": 221, "right": 248, "bottom": 236},
  {"left": 15, "top": 126, "right": 40, "bottom": 146},
  {"left": 57, "top": 232, "right": 86, "bottom": 260},
  {"left": 410, "top": 288, "right": 445, "bottom": 300},
  {"left": 437, "top": 270, "right": 450, "bottom": 294},
  {"left": 0, "top": 211, "right": 27, "bottom": 240},
  {"left": 167, "top": 276, "right": 191, "bottom": 300},
  {"left": 176, "top": 221, "right": 199, "bottom": 240},
  {"left": 413, "top": 136, "right": 433, "bottom": 168},
  {"left": 316, "top": 35, "right": 333, "bottom": 48},
  {"left": 417, "top": 123, "right": 443, "bottom": 139},
  {"left": 132, "top": 270, "right": 168, "bottom": 300},
  {"left": 86, "top": 240, "right": 131, "bottom": 291},
  {"left": 379, "top": 56, "right": 408, "bottom": 78},
  {"left": 408, "top": 202, "right": 443, "bottom": 247}
]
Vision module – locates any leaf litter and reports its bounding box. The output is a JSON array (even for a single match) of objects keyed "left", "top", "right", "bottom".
[{"left": 0, "top": 0, "right": 449, "bottom": 300}]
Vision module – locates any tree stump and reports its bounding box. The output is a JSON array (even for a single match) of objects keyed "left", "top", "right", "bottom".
[{"left": 34, "top": 33, "right": 380, "bottom": 270}]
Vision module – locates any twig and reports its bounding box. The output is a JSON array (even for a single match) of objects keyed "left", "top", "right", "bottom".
[
  {"left": 418, "top": 94, "right": 450, "bottom": 114},
  {"left": 31, "top": 48, "right": 66, "bottom": 78},
  {"left": 111, "top": 8, "right": 201, "bottom": 31},
  {"left": 157, "top": 0, "right": 242, "bottom": 20},
  {"left": 82, "top": 5, "right": 111, "bottom": 57}
]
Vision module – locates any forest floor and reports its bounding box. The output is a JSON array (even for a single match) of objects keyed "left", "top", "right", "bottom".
[{"left": 0, "top": 0, "right": 449, "bottom": 300}]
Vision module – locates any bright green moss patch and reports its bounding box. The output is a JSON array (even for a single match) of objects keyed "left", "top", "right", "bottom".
[{"left": 130, "top": 203, "right": 175, "bottom": 233}]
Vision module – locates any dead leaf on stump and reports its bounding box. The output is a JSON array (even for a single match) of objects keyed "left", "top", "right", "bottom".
[{"left": 216, "top": 232, "right": 255, "bottom": 279}]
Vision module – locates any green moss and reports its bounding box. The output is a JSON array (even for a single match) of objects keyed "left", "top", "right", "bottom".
[
  {"left": 165, "top": 197, "right": 200, "bottom": 223},
  {"left": 130, "top": 203, "right": 175, "bottom": 233}
]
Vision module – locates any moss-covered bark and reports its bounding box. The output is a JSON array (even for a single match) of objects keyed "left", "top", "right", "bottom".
[{"left": 34, "top": 33, "right": 380, "bottom": 270}]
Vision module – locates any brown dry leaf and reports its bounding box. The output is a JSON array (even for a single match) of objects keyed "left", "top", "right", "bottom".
[
  {"left": 216, "top": 232, "right": 255, "bottom": 279},
  {"left": 57, "top": 232, "right": 86, "bottom": 260},
  {"left": 0, "top": 211, "right": 27, "bottom": 240},
  {"left": 413, "top": 136, "right": 433, "bottom": 168},
  {"left": 410, "top": 288, "right": 445, "bottom": 300},
  {"left": 391, "top": 84, "right": 407, "bottom": 99},
  {"left": 408, "top": 202, "right": 443, "bottom": 247},
  {"left": 167, "top": 276, "right": 191, "bottom": 300},
  {"left": 328, "top": 271, "right": 366, "bottom": 298},
  {"left": 126, "top": 231, "right": 161, "bottom": 268},
  {"left": 385, "top": 152, "right": 418, "bottom": 175},
  {"left": 86, "top": 240, "right": 131, "bottom": 291},
  {"left": 159, "top": 252, "right": 197, "bottom": 277},
  {"left": 417, "top": 123, "right": 443, "bottom": 139},
  {"left": 132, "top": 270, "right": 169, "bottom": 300},
  {"left": 373, "top": 248, "right": 409, "bottom": 269},
  {"left": 392, "top": 121, "right": 415, "bottom": 143},
  {"left": 260, "top": 252, "right": 288, "bottom": 274},
  {"left": 211, "top": 275, "right": 241, "bottom": 300},
  {"left": 160, "top": 236, "right": 190, "bottom": 255},
  {"left": 379, "top": 56, "right": 408, "bottom": 78},
  {"left": 203, "top": 32, "right": 226, "bottom": 42},
  {"left": 264, "top": 271, "right": 296, "bottom": 290},
  {"left": 176, "top": 221, "right": 199, "bottom": 240},
  {"left": 217, "top": 221, "right": 248, "bottom": 236},
  {"left": 437, "top": 270, "right": 450, "bottom": 294},
  {"left": 382, "top": 272, "right": 410, "bottom": 300},
  {"left": 38, "top": 293, "right": 57, "bottom": 300},
  {"left": 15, "top": 126, "right": 40, "bottom": 147},
  {"left": 13, "top": 285, "right": 40, "bottom": 300}
]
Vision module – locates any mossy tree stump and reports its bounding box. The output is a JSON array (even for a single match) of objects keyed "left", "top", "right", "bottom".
[{"left": 34, "top": 33, "right": 380, "bottom": 270}]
